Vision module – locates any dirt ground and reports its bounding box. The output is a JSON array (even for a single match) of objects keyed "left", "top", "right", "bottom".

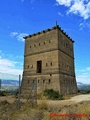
[{"left": 0, "top": 94, "right": 90, "bottom": 105}]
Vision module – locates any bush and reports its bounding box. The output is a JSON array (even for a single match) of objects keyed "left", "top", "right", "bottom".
[
  {"left": 86, "top": 90, "right": 90, "bottom": 93},
  {"left": 43, "top": 89, "right": 63, "bottom": 100},
  {"left": 0, "top": 91, "right": 8, "bottom": 96},
  {"left": 79, "top": 90, "right": 90, "bottom": 94}
]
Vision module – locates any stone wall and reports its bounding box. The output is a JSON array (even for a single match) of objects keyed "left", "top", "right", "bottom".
[{"left": 25, "top": 28, "right": 58, "bottom": 56}]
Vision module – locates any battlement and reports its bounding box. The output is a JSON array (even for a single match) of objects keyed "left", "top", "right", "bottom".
[{"left": 23, "top": 25, "right": 74, "bottom": 43}]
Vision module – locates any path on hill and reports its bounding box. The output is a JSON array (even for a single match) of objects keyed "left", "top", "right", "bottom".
[
  {"left": 37, "top": 94, "right": 90, "bottom": 106},
  {"left": 0, "top": 94, "right": 90, "bottom": 105},
  {"left": 70, "top": 94, "right": 90, "bottom": 102}
]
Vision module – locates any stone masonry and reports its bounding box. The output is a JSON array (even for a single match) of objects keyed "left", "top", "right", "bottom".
[{"left": 21, "top": 25, "right": 78, "bottom": 96}]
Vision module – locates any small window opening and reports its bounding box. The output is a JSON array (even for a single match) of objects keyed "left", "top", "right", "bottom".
[
  {"left": 49, "top": 40, "right": 51, "bottom": 43},
  {"left": 33, "top": 80, "right": 34, "bottom": 83},
  {"left": 51, "top": 62, "right": 52, "bottom": 66},
  {"left": 27, "top": 65, "right": 29, "bottom": 69},
  {"left": 43, "top": 80, "right": 45, "bottom": 83},
  {"left": 37, "top": 60, "right": 42, "bottom": 73},
  {"left": 46, "top": 63, "right": 48, "bottom": 66},
  {"left": 38, "top": 80, "right": 39, "bottom": 83},
  {"left": 50, "top": 74, "right": 52, "bottom": 76},
  {"left": 49, "top": 79, "right": 51, "bottom": 83}
]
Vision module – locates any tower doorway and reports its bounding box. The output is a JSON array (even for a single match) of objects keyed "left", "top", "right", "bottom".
[{"left": 37, "top": 60, "right": 42, "bottom": 73}]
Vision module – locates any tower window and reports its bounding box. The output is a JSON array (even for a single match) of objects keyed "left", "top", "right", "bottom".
[
  {"left": 50, "top": 74, "right": 52, "bottom": 76},
  {"left": 49, "top": 40, "right": 51, "bottom": 43},
  {"left": 27, "top": 65, "right": 29, "bottom": 69},
  {"left": 28, "top": 80, "right": 29, "bottom": 83},
  {"left": 46, "top": 63, "right": 48, "bottom": 66},
  {"left": 49, "top": 79, "right": 51, "bottom": 83},
  {"left": 39, "top": 43, "right": 40, "bottom": 46},
  {"left": 51, "top": 62, "right": 52, "bottom": 66},
  {"left": 33, "top": 80, "right": 34, "bottom": 83},
  {"left": 43, "top": 80, "right": 45, "bottom": 83},
  {"left": 37, "top": 60, "right": 42, "bottom": 73},
  {"left": 38, "top": 80, "right": 39, "bottom": 83},
  {"left": 30, "top": 46, "right": 31, "bottom": 48},
  {"left": 44, "top": 41, "right": 46, "bottom": 44}
]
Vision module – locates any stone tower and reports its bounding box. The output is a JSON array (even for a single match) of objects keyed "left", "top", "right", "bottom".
[{"left": 21, "top": 25, "right": 78, "bottom": 96}]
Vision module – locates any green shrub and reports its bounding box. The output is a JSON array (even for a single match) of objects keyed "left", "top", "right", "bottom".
[
  {"left": 86, "top": 90, "right": 90, "bottom": 93},
  {"left": 79, "top": 90, "right": 90, "bottom": 94},
  {"left": 0, "top": 91, "right": 8, "bottom": 96},
  {"left": 43, "top": 89, "right": 63, "bottom": 100}
]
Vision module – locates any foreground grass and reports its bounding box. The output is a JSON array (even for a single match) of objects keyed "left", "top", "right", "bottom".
[{"left": 0, "top": 99, "right": 90, "bottom": 120}]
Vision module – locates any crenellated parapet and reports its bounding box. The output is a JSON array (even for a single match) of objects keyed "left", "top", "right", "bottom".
[{"left": 23, "top": 25, "right": 74, "bottom": 43}]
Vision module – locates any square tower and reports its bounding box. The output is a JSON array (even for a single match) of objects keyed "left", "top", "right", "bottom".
[{"left": 21, "top": 25, "right": 78, "bottom": 95}]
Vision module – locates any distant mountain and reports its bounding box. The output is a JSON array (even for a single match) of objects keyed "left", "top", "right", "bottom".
[
  {"left": 77, "top": 82, "right": 84, "bottom": 85},
  {"left": 1, "top": 80, "right": 21, "bottom": 86},
  {"left": 1, "top": 80, "right": 90, "bottom": 91},
  {"left": 77, "top": 84, "right": 90, "bottom": 90}
]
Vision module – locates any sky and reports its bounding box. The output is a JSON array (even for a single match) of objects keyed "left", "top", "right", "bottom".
[{"left": 0, "top": 0, "right": 90, "bottom": 84}]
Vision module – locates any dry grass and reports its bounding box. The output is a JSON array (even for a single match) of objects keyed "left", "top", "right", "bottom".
[
  {"left": 37, "top": 93, "right": 48, "bottom": 100},
  {"left": 63, "top": 93, "right": 79, "bottom": 100},
  {"left": 7, "top": 101, "right": 90, "bottom": 120},
  {"left": 38, "top": 100, "right": 48, "bottom": 110},
  {"left": 0, "top": 95, "right": 90, "bottom": 120}
]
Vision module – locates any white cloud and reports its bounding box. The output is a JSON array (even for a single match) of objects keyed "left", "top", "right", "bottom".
[
  {"left": 10, "top": 32, "right": 28, "bottom": 42},
  {"left": 17, "top": 33, "right": 28, "bottom": 42},
  {"left": 0, "top": 72, "right": 22, "bottom": 80},
  {"left": 0, "top": 53, "right": 23, "bottom": 80},
  {"left": 79, "top": 21, "right": 90, "bottom": 30},
  {"left": 76, "top": 74, "right": 90, "bottom": 84},
  {"left": 76, "top": 67, "right": 90, "bottom": 84},
  {"left": 56, "top": 0, "right": 72, "bottom": 7},
  {"left": 0, "top": 57, "right": 16, "bottom": 67},
  {"left": 56, "top": 0, "right": 90, "bottom": 19},
  {"left": 67, "top": 1, "right": 90, "bottom": 19},
  {"left": 86, "top": 67, "right": 90, "bottom": 71},
  {"left": 53, "top": 2, "right": 60, "bottom": 6},
  {"left": 10, "top": 32, "right": 18, "bottom": 37},
  {"left": 58, "top": 12, "right": 64, "bottom": 16}
]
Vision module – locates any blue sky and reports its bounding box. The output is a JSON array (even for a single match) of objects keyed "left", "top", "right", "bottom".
[{"left": 0, "top": 0, "right": 90, "bottom": 84}]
